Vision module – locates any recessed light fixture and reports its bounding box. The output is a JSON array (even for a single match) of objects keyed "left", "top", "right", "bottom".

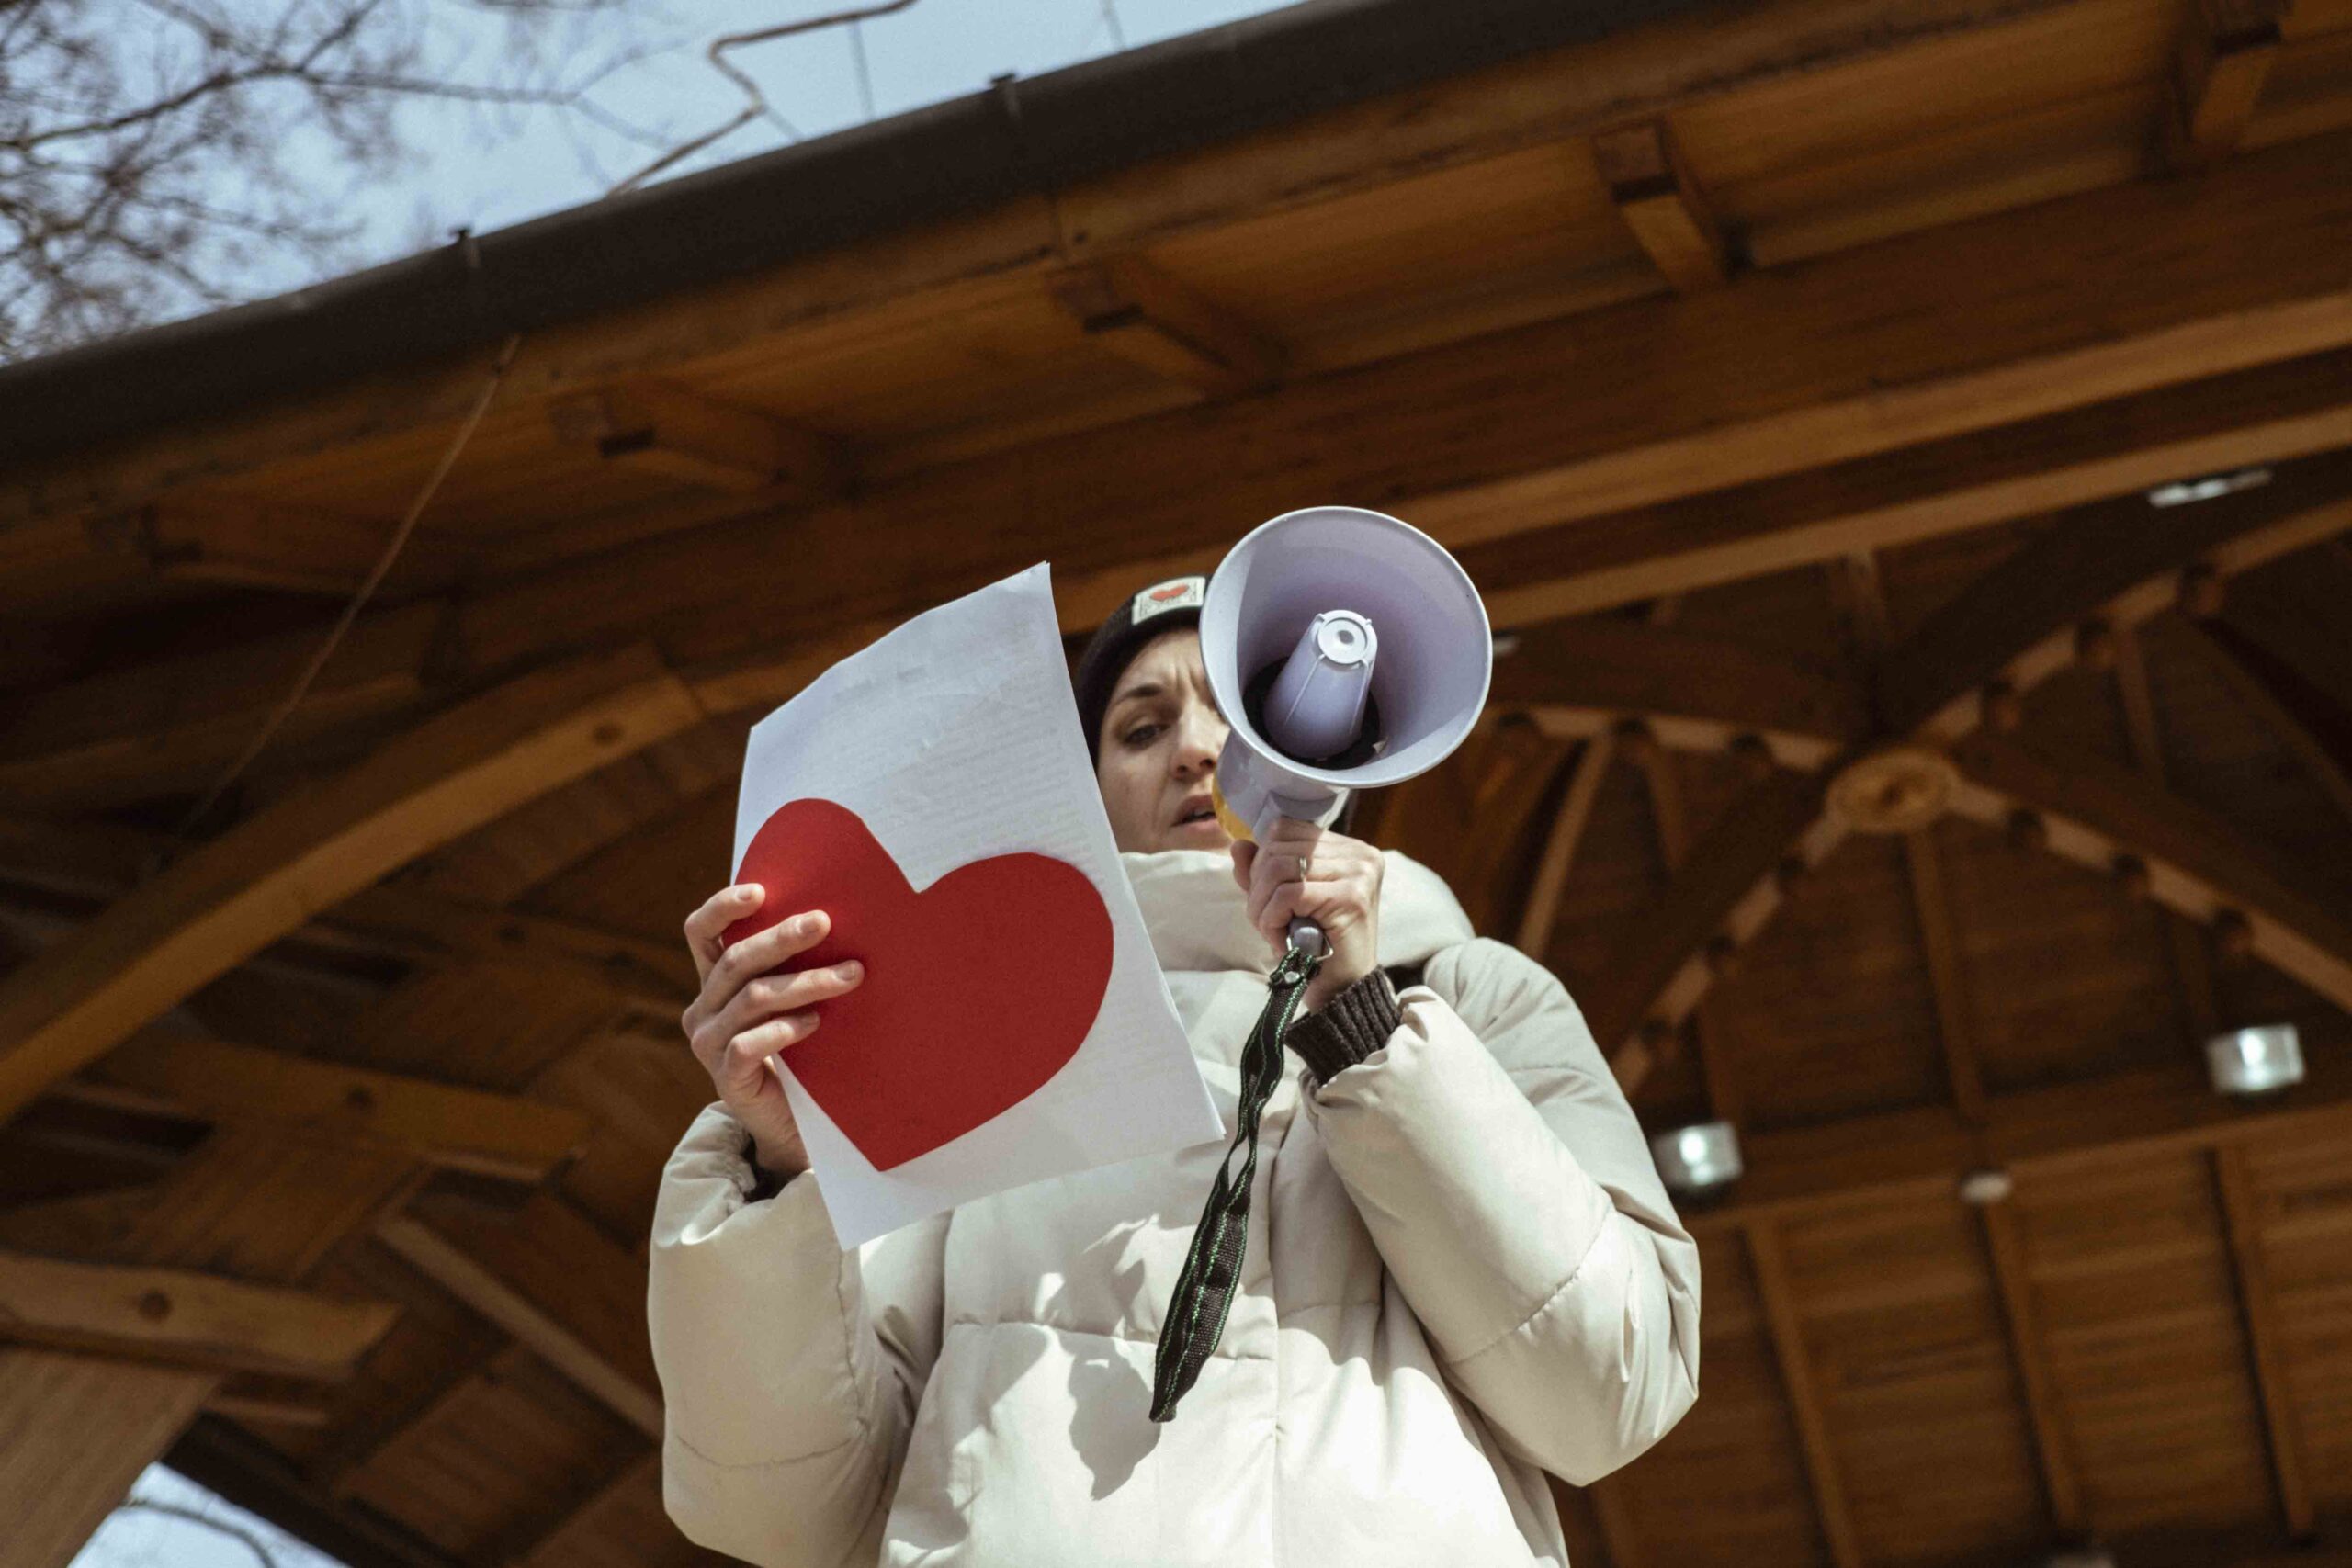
[
  {"left": 1490, "top": 630, "right": 1522, "bottom": 657},
  {"left": 1650, "top": 1122, "right": 1742, "bottom": 1194},
  {"left": 1957, "top": 1168, "right": 2015, "bottom": 1206},
  {"left": 2147, "top": 466, "right": 2271, "bottom": 508},
  {"left": 2045, "top": 1548, "right": 2118, "bottom": 1568},
  {"left": 2205, "top": 1023, "right": 2305, "bottom": 1097}
]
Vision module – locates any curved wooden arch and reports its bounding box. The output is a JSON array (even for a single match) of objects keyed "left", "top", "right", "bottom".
[
  {"left": 1571, "top": 475, "right": 2352, "bottom": 1088},
  {"left": 0, "top": 643, "right": 702, "bottom": 1122}
]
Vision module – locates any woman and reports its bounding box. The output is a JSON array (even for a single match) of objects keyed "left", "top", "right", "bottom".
[{"left": 649, "top": 574, "right": 1701, "bottom": 1568}]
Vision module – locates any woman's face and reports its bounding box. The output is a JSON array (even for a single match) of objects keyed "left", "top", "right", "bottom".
[{"left": 1094, "top": 626, "right": 1234, "bottom": 854}]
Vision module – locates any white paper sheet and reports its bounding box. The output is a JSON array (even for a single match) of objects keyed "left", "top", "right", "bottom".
[{"left": 729, "top": 563, "right": 1219, "bottom": 1249}]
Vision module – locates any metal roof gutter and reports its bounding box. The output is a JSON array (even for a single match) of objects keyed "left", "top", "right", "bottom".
[{"left": 0, "top": 0, "right": 1713, "bottom": 467}]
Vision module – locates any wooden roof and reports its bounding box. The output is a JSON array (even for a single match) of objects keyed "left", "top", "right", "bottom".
[{"left": 3, "top": 0, "right": 2351, "bottom": 1562}]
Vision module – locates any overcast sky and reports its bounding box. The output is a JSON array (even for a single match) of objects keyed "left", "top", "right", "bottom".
[
  {"left": 72, "top": 1466, "right": 348, "bottom": 1568},
  {"left": 273, "top": 0, "right": 1293, "bottom": 298}
]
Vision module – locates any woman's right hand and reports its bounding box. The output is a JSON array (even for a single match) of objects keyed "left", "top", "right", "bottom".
[{"left": 680, "top": 883, "right": 865, "bottom": 1182}]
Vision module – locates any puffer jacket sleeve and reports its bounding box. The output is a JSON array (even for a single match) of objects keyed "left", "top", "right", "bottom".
[
  {"left": 1297, "top": 937, "right": 1701, "bottom": 1485},
  {"left": 648, "top": 1102, "right": 947, "bottom": 1567}
]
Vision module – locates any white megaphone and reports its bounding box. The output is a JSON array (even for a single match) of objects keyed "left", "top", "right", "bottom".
[{"left": 1201, "top": 505, "right": 1493, "bottom": 956}]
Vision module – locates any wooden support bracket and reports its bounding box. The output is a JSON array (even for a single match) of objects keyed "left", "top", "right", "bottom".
[
  {"left": 1048, "top": 256, "right": 1284, "bottom": 398},
  {"left": 550, "top": 380, "right": 844, "bottom": 498},
  {"left": 1591, "top": 120, "right": 1732, "bottom": 291},
  {"left": 2165, "top": 0, "right": 2288, "bottom": 170}
]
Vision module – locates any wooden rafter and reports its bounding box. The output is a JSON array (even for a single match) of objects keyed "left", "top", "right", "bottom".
[
  {"left": 2110, "top": 622, "right": 2225, "bottom": 1040},
  {"left": 0, "top": 642, "right": 704, "bottom": 1121},
  {"left": 1949, "top": 733, "right": 2352, "bottom": 1014},
  {"left": 0, "top": 1247, "right": 399, "bottom": 1380},
  {"left": 1697, "top": 1035, "right": 2352, "bottom": 1234},
  {"left": 373, "top": 1191, "right": 662, "bottom": 1439},
  {"left": 83, "top": 496, "right": 420, "bottom": 598},
  {"left": 0, "top": 1350, "right": 218, "bottom": 1568},
  {"left": 53, "top": 1032, "right": 590, "bottom": 1183},
  {"left": 1589, "top": 478, "right": 2352, "bottom": 1068},
  {"left": 1514, "top": 731, "right": 1615, "bottom": 961},
  {"left": 1978, "top": 1195, "right": 2087, "bottom": 1539},
  {"left": 1591, "top": 119, "right": 1733, "bottom": 291},
  {"left": 2211, "top": 1144, "right": 2317, "bottom": 1540},
  {"left": 2181, "top": 618, "right": 2352, "bottom": 829},
  {"left": 1745, "top": 1219, "right": 1863, "bottom": 1568}
]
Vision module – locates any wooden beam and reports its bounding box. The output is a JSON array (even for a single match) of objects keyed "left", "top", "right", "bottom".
[
  {"left": 1902, "top": 828, "right": 1991, "bottom": 1125},
  {"left": 1591, "top": 120, "right": 1732, "bottom": 290},
  {"left": 0, "top": 1349, "right": 218, "bottom": 1568},
  {"left": 374, "top": 1192, "right": 662, "bottom": 1439},
  {"left": 168, "top": 1415, "right": 471, "bottom": 1568},
  {"left": 1490, "top": 615, "right": 1866, "bottom": 759},
  {"left": 550, "top": 380, "right": 843, "bottom": 498},
  {"left": 2111, "top": 622, "right": 2224, "bottom": 1041},
  {"left": 1745, "top": 1219, "right": 1864, "bottom": 1568},
  {"left": 1048, "top": 257, "right": 1283, "bottom": 397},
  {"left": 0, "top": 1248, "right": 398, "bottom": 1379},
  {"left": 55, "top": 1032, "right": 590, "bottom": 1183},
  {"left": 1514, "top": 731, "right": 1615, "bottom": 960},
  {"left": 2211, "top": 1144, "right": 2317, "bottom": 1539},
  {"left": 2165, "top": 0, "right": 2288, "bottom": 170},
  {"left": 0, "top": 641, "right": 704, "bottom": 1121},
  {"left": 84, "top": 496, "right": 419, "bottom": 597},
  {"left": 0, "top": 816, "right": 686, "bottom": 1024},
  {"left": 1876, "top": 460, "right": 2352, "bottom": 740},
  {"left": 1696, "top": 1037, "right": 2352, "bottom": 1233},
  {"left": 0, "top": 602, "right": 446, "bottom": 813},
  {"left": 1977, "top": 1196, "right": 2087, "bottom": 1538},
  {"left": 1949, "top": 733, "right": 2352, "bottom": 1015},
  {"left": 2179, "top": 618, "right": 2352, "bottom": 829}
]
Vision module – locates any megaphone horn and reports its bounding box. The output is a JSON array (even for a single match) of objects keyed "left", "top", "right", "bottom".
[{"left": 1199, "top": 505, "right": 1493, "bottom": 955}]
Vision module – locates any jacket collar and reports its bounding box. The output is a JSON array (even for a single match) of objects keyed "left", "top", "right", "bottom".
[{"left": 1120, "top": 845, "right": 1476, "bottom": 976}]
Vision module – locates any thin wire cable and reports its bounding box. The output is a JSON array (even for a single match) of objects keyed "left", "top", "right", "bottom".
[
  {"left": 171, "top": 332, "right": 524, "bottom": 841},
  {"left": 610, "top": 0, "right": 921, "bottom": 196},
  {"left": 1100, "top": 0, "right": 1126, "bottom": 51},
  {"left": 850, "top": 17, "right": 876, "bottom": 120}
]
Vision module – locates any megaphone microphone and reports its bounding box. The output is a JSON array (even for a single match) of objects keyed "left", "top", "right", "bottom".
[{"left": 1199, "top": 505, "right": 1493, "bottom": 958}]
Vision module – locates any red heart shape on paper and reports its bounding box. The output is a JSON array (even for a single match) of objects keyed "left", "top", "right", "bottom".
[{"left": 720, "top": 797, "right": 1114, "bottom": 1171}]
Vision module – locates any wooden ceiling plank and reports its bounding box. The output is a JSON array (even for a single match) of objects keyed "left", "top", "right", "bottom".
[
  {"left": 0, "top": 1348, "right": 219, "bottom": 1568},
  {"left": 1977, "top": 1195, "right": 2089, "bottom": 1538},
  {"left": 1048, "top": 257, "right": 1283, "bottom": 397},
  {"left": 1947, "top": 733, "right": 2352, "bottom": 1014},
  {"left": 1695, "top": 1040, "right": 2352, "bottom": 1236},
  {"left": 52, "top": 1032, "right": 590, "bottom": 1184},
  {"left": 0, "top": 642, "right": 705, "bottom": 1122},
  {"left": 84, "top": 496, "right": 423, "bottom": 598},
  {"left": 1902, "top": 827, "right": 1992, "bottom": 1125},
  {"left": 169, "top": 1415, "right": 472, "bottom": 1568},
  {"left": 0, "top": 1247, "right": 399, "bottom": 1380},
  {"left": 1744, "top": 1218, "right": 1865, "bottom": 1568},
  {"left": 1592, "top": 120, "right": 1732, "bottom": 290},
  {"left": 2211, "top": 1143, "right": 2318, "bottom": 1539},
  {"left": 2176, "top": 617, "right": 2352, "bottom": 829},
  {"left": 373, "top": 1200, "right": 662, "bottom": 1440},
  {"left": 549, "top": 381, "right": 844, "bottom": 500}
]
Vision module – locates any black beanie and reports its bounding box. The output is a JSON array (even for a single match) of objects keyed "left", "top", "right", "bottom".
[{"left": 1072, "top": 574, "right": 1208, "bottom": 764}]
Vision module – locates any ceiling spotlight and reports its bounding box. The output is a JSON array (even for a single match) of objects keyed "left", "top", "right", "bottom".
[
  {"left": 1650, "top": 1122, "right": 1742, "bottom": 1195},
  {"left": 2044, "top": 1549, "right": 2117, "bottom": 1568},
  {"left": 1490, "top": 630, "right": 1522, "bottom": 657},
  {"left": 2206, "top": 1023, "right": 2305, "bottom": 1098},
  {"left": 1957, "top": 1168, "right": 2015, "bottom": 1206},
  {"left": 2146, "top": 466, "right": 2270, "bottom": 508}
]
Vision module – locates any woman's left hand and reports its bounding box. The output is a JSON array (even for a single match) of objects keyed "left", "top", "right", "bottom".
[{"left": 1231, "top": 819, "right": 1384, "bottom": 1014}]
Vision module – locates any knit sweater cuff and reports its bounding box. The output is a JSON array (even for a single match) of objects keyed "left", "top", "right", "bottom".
[{"left": 1286, "top": 966, "right": 1403, "bottom": 1087}]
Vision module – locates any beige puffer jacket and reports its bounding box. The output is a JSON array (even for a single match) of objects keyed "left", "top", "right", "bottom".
[{"left": 648, "top": 847, "right": 1701, "bottom": 1568}]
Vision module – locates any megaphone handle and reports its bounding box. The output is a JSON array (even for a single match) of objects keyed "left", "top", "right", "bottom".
[{"left": 1286, "top": 917, "right": 1327, "bottom": 959}]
